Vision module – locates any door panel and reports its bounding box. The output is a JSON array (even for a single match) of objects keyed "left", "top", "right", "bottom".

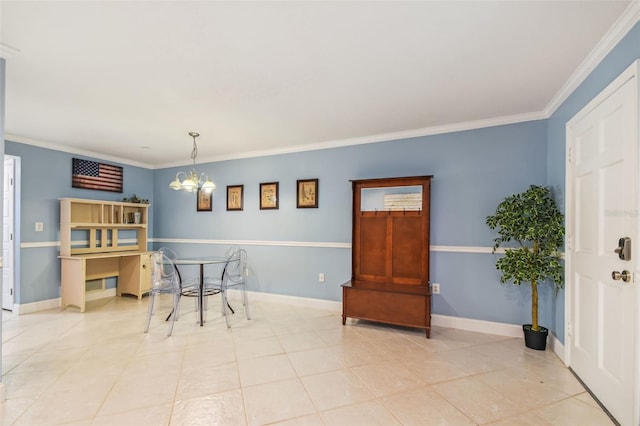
[
  {"left": 575, "top": 174, "right": 595, "bottom": 251},
  {"left": 574, "top": 272, "right": 596, "bottom": 354},
  {"left": 567, "top": 64, "right": 638, "bottom": 425},
  {"left": 601, "top": 284, "right": 624, "bottom": 381}
]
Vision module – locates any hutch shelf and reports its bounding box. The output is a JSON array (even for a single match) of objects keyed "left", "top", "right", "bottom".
[{"left": 59, "top": 198, "right": 152, "bottom": 312}]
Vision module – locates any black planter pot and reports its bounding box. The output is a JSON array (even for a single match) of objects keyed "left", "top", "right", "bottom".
[{"left": 522, "top": 324, "right": 548, "bottom": 350}]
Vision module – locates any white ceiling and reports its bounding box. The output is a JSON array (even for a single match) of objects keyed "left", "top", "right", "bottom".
[{"left": 0, "top": 1, "right": 636, "bottom": 169}]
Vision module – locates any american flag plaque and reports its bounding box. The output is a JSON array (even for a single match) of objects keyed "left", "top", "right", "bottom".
[{"left": 72, "top": 158, "right": 123, "bottom": 193}]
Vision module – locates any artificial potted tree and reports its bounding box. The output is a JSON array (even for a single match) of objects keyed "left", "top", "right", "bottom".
[{"left": 486, "top": 185, "right": 564, "bottom": 350}]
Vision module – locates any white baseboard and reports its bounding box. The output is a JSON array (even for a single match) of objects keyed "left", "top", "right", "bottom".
[
  {"left": 10, "top": 290, "right": 567, "bottom": 358},
  {"left": 246, "top": 292, "right": 555, "bottom": 344},
  {"left": 431, "top": 314, "right": 523, "bottom": 338},
  {"left": 549, "top": 332, "right": 566, "bottom": 364},
  {"left": 241, "top": 290, "right": 342, "bottom": 313},
  {"left": 13, "top": 297, "right": 61, "bottom": 315},
  {"left": 13, "top": 289, "right": 118, "bottom": 314},
  {"left": 432, "top": 314, "right": 567, "bottom": 360}
]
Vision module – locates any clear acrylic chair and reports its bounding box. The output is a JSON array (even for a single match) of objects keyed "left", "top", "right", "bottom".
[
  {"left": 144, "top": 251, "right": 181, "bottom": 336},
  {"left": 204, "top": 248, "right": 250, "bottom": 328},
  {"left": 158, "top": 247, "right": 201, "bottom": 323}
]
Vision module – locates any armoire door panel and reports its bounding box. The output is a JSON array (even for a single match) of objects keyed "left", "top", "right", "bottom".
[
  {"left": 392, "top": 216, "right": 423, "bottom": 280},
  {"left": 359, "top": 217, "right": 388, "bottom": 277}
]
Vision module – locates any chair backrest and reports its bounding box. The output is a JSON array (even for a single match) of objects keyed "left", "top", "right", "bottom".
[
  {"left": 224, "top": 248, "right": 247, "bottom": 285},
  {"left": 159, "top": 247, "right": 178, "bottom": 261},
  {"left": 157, "top": 247, "right": 184, "bottom": 284},
  {"left": 151, "top": 251, "right": 180, "bottom": 290}
]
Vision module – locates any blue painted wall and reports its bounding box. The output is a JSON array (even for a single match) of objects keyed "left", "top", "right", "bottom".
[
  {"left": 546, "top": 21, "right": 640, "bottom": 342},
  {"left": 4, "top": 141, "right": 154, "bottom": 303},
  {"left": 6, "top": 120, "right": 548, "bottom": 326},
  {"left": 4, "top": 20, "right": 639, "bottom": 346},
  {"left": 154, "top": 120, "right": 548, "bottom": 323},
  {"left": 156, "top": 121, "right": 547, "bottom": 246}
]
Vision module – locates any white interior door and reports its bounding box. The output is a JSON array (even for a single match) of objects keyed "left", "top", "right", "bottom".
[
  {"left": 566, "top": 61, "right": 638, "bottom": 425},
  {"left": 2, "top": 156, "right": 14, "bottom": 310}
]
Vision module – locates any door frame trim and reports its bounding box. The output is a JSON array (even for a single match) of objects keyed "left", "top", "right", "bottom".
[
  {"left": 3, "top": 155, "right": 16, "bottom": 311},
  {"left": 564, "top": 58, "right": 639, "bottom": 425}
]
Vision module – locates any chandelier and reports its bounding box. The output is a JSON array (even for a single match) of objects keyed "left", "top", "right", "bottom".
[{"left": 169, "top": 132, "right": 217, "bottom": 193}]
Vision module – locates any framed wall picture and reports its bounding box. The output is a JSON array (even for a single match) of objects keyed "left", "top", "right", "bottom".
[
  {"left": 297, "top": 178, "right": 319, "bottom": 208},
  {"left": 260, "top": 182, "right": 279, "bottom": 210},
  {"left": 227, "top": 185, "right": 244, "bottom": 211},
  {"left": 197, "top": 188, "right": 213, "bottom": 212}
]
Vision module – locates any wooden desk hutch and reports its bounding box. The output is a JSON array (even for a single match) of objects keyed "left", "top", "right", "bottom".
[
  {"left": 59, "top": 198, "right": 152, "bottom": 312},
  {"left": 341, "top": 176, "right": 432, "bottom": 338}
]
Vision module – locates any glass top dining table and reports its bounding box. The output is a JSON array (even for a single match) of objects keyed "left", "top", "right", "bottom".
[{"left": 173, "top": 256, "right": 228, "bottom": 327}]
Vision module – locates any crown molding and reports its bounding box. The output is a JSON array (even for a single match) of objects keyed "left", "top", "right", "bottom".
[
  {"left": 4, "top": 133, "right": 155, "bottom": 169},
  {"left": 7, "top": 108, "right": 545, "bottom": 171},
  {"left": 156, "top": 110, "right": 546, "bottom": 169},
  {"left": 0, "top": 43, "right": 20, "bottom": 60},
  {"left": 7, "top": 3, "right": 639, "bottom": 169},
  {"left": 3, "top": 107, "right": 546, "bottom": 171},
  {"left": 545, "top": 0, "right": 640, "bottom": 116}
]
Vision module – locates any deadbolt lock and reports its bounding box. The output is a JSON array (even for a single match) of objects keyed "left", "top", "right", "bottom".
[{"left": 614, "top": 237, "right": 631, "bottom": 261}]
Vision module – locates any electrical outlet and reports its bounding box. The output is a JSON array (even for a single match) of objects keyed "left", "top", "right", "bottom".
[
  {"left": 431, "top": 283, "right": 440, "bottom": 294},
  {"left": 35, "top": 222, "right": 44, "bottom": 232},
  {"left": 318, "top": 273, "right": 325, "bottom": 283}
]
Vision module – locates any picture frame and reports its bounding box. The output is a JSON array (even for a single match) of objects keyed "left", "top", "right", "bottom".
[
  {"left": 260, "top": 182, "right": 279, "bottom": 210},
  {"left": 297, "top": 178, "right": 319, "bottom": 208},
  {"left": 226, "top": 185, "right": 244, "bottom": 211},
  {"left": 196, "top": 188, "right": 213, "bottom": 212}
]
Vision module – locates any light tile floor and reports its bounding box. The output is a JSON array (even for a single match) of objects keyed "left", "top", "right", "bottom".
[{"left": 0, "top": 294, "right": 614, "bottom": 425}]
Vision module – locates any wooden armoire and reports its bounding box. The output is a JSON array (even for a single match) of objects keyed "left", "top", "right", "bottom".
[{"left": 341, "top": 175, "right": 432, "bottom": 337}]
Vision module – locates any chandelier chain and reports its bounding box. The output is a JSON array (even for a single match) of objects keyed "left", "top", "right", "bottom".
[
  {"left": 191, "top": 137, "right": 198, "bottom": 165},
  {"left": 168, "top": 131, "right": 216, "bottom": 193}
]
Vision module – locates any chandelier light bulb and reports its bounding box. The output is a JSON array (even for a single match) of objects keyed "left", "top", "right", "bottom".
[{"left": 168, "top": 132, "right": 217, "bottom": 196}]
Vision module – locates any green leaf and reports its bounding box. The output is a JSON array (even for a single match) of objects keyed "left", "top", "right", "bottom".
[{"left": 486, "top": 185, "right": 565, "bottom": 327}]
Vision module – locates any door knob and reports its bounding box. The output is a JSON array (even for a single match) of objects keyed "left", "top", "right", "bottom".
[{"left": 611, "top": 270, "right": 632, "bottom": 283}]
